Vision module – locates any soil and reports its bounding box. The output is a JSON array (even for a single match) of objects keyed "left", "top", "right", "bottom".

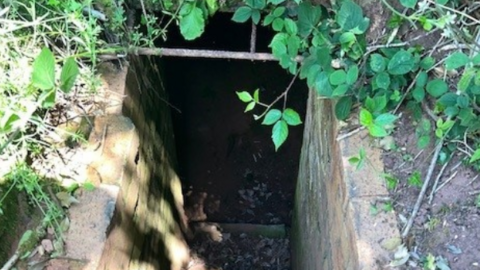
[
  {"left": 383, "top": 113, "right": 480, "bottom": 269},
  {"left": 163, "top": 55, "right": 307, "bottom": 269}
]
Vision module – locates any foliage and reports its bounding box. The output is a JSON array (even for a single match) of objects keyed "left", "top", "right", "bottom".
[
  {"left": 0, "top": 164, "right": 65, "bottom": 243},
  {"left": 237, "top": 90, "right": 302, "bottom": 150},
  {"left": 0, "top": 0, "right": 114, "bottom": 258}
]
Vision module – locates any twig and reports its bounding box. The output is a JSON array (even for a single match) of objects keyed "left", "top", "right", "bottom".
[
  {"left": 250, "top": 21, "right": 256, "bottom": 54},
  {"left": 255, "top": 72, "right": 299, "bottom": 120},
  {"left": 426, "top": 0, "right": 480, "bottom": 25},
  {"left": 336, "top": 126, "right": 365, "bottom": 141},
  {"left": 100, "top": 125, "right": 108, "bottom": 156},
  {"left": 468, "top": 174, "right": 479, "bottom": 186},
  {"left": 469, "top": 189, "right": 480, "bottom": 195},
  {"left": 435, "top": 171, "right": 458, "bottom": 193},
  {"left": 1, "top": 251, "right": 19, "bottom": 270},
  {"left": 139, "top": 0, "right": 148, "bottom": 21},
  {"left": 428, "top": 157, "right": 451, "bottom": 204},
  {"left": 402, "top": 139, "right": 443, "bottom": 238}
]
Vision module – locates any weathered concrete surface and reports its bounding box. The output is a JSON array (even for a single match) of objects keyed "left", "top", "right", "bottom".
[
  {"left": 292, "top": 90, "right": 400, "bottom": 269},
  {"left": 97, "top": 56, "right": 189, "bottom": 270},
  {"left": 64, "top": 57, "right": 189, "bottom": 270},
  {"left": 65, "top": 184, "right": 120, "bottom": 269}
]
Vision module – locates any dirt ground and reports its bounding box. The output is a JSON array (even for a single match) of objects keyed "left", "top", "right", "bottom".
[{"left": 383, "top": 113, "right": 480, "bottom": 269}]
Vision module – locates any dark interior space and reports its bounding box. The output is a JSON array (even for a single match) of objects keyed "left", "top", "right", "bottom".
[
  {"left": 159, "top": 12, "right": 308, "bottom": 269},
  {"left": 162, "top": 12, "right": 275, "bottom": 52}
]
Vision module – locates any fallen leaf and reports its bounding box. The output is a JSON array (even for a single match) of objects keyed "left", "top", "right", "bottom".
[
  {"left": 381, "top": 237, "right": 402, "bottom": 251},
  {"left": 56, "top": 192, "right": 79, "bottom": 207},
  {"left": 389, "top": 244, "right": 410, "bottom": 267}
]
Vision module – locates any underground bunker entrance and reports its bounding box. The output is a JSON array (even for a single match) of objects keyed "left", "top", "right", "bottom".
[{"left": 159, "top": 12, "right": 309, "bottom": 269}]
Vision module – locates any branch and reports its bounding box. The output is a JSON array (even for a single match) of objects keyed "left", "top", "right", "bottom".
[
  {"left": 402, "top": 139, "right": 444, "bottom": 238},
  {"left": 255, "top": 72, "right": 299, "bottom": 120}
]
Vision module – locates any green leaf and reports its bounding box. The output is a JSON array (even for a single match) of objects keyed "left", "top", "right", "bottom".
[
  {"left": 444, "top": 106, "right": 459, "bottom": 117},
  {"left": 39, "top": 89, "right": 56, "bottom": 108},
  {"left": 232, "top": 6, "right": 252, "bottom": 23},
  {"left": 445, "top": 52, "right": 470, "bottom": 70},
  {"left": 180, "top": 5, "right": 205, "bottom": 40},
  {"left": 416, "top": 71, "right": 428, "bottom": 87},
  {"left": 368, "top": 124, "right": 388, "bottom": 137},
  {"left": 329, "top": 70, "right": 347, "bottom": 86},
  {"left": 346, "top": 65, "right": 359, "bottom": 85},
  {"left": 0, "top": 112, "right": 20, "bottom": 133},
  {"left": 470, "top": 149, "right": 480, "bottom": 163},
  {"left": 408, "top": 171, "right": 423, "bottom": 187},
  {"left": 262, "top": 109, "right": 282, "bottom": 125},
  {"left": 412, "top": 87, "right": 425, "bottom": 102},
  {"left": 206, "top": 0, "right": 219, "bottom": 15},
  {"left": 360, "top": 108, "right": 373, "bottom": 126},
  {"left": 282, "top": 108, "right": 302, "bottom": 126},
  {"left": 475, "top": 71, "right": 480, "bottom": 86},
  {"left": 236, "top": 91, "right": 253, "bottom": 102},
  {"left": 273, "top": 6, "right": 286, "bottom": 17},
  {"left": 370, "top": 54, "right": 386, "bottom": 72},
  {"left": 253, "top": 89, "right": 259, "bottom": 102},
  {"left": 32, "top": 47, "right": 55, "bottom": 90},
  {"left": 458, "top": 68, "right": 475, "bottom": 92},
  {"left": 335, "top": 96, "right": 353, "bottom": 120},
  {"left": 339, "top": 32, "right": 356, "bottom": 45},
  {"left": 418, "top": 135, "right": 430, "bottom": 149},
  {"left": 246, "top": 0, "right": 266, "bottom": 9},
  {"left": 315, "top": 71, "right": 333, "bottom": 97},
  {"left": 271, "top": 18, "right": 284, "bottom": 31},
  {"left": 272, "top": 120, "right": 289, "bottom": 151},
  {"left": 400, "top": 0, "right": 417, "bottom": 8},
  {"left": 245, "top": 101, "right": 255, "bottom": 112},
  {"left": 60, "top": 57, "right": 79, "bottom": 93},
  {"left": 263, "top": 14, "right": 275, "bottom": 26},
  {"left": 375, "top": 72, "right": 391, "bottom": 89},
  {"left": 284, "top": 18, "right": 298, "bottom": 35},
  {"left": 336, "top": 0, "right": 370, "bottom": 33},
  {"left": 438, "top": 93, "right": 458, "bottom": 107},
  {"left": 332, "top": 84, "right": 350, "bottom": 96},
  {"left": 297, "top": 2, "right": 322, "bottom": 37},
  {"left": 472, "top": 53, "right": 480, "bottom": 65},
  {"left": 420, "top": 56, "right": 435, "bottom": 69},
  {"left": 251, "top": 9, "right": 261, "bottom": 24},
  {"left": 387, "top": 50, "right": 415, "bottom": 75},
  {"left": 375, "top": 113, "right": 397, "bottom": 126},
  {"left": 426, "top": 79, "right": 448, "bottom": 97},
  {"left": 287, "top": 35, "right": 300, "bottom": 57},
  {"left": 82, "top": 182, "right": 96, "bottom": 191},
  {"left": 268, "top": 0, "right": 286, "bottom": 3},
  {"left": 457, "top": 94, "right": 469, "bottom": 108}
]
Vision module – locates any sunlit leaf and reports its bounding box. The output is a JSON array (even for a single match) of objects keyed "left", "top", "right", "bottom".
[
  {"left": 60, "top": 57, "right": 79, "bottom": 93},
  {"left": 272, "top": 119, "right": 288, "bottom": 151},
  {"left": 262, "top": 109, "right": 282, "bottom": 125},
  {"left": 32, "top": 47, "right": 55, "bottom": 90},
  {"left": 282, "top": 108, "right": 302, "bottom": 126}
]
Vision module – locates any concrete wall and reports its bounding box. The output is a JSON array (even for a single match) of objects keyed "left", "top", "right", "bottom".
[
  {"left": 292, "top": 90, "right": 359, "bottom": 269},
  {"left": 98, "top": 56, "right": 189, "bottom": 270},
  {"left": 292, "top": 90, "right": 399, "bottom": 269}
]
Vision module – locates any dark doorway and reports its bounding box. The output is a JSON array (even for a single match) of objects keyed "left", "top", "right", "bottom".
[{"left": 161, "top": 12, "right": 308, "bottom": 270}]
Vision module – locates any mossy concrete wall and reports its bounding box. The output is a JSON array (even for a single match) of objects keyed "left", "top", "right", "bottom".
[
  {"left": 292, "top": 90, "right": 399, "bottom": 269},
  {"left": 98, "top": 56, "right": 189, "bottom": 270}
]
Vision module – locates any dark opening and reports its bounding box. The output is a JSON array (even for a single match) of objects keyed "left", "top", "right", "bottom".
[{"left": 161, "top": 13, "right": 308, "bottom": 270}]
